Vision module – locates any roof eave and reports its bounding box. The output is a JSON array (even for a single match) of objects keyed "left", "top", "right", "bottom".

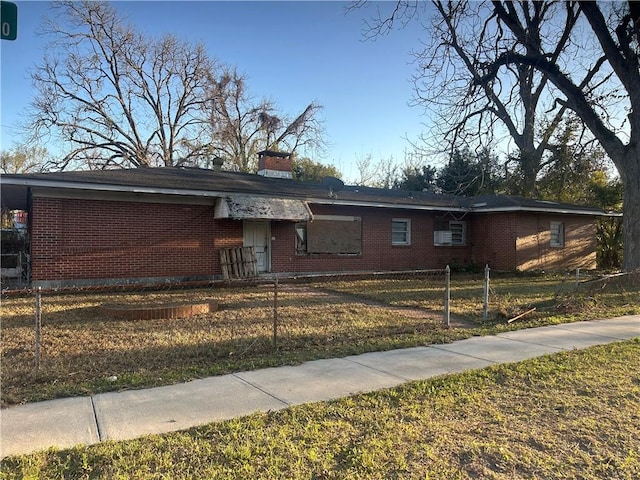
[
  {"left": 471, "top": 205, "right": 621, "bottom": 216},
  {"left": 2, "top": 177, "right": 619, "bottom": 216},
  {"left": 307, "top": 197, "right": 468, "bottom": 212},
  {"left": 4, "top": 177, "right": 470, "bottom": 212},
  {"left": 3, "top": 177, "right": 233, "bottom": 199}
]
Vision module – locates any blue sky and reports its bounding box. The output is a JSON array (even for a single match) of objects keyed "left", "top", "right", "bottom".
[{"left": 0, "top": 1, "right": 433, "bottom": 181}]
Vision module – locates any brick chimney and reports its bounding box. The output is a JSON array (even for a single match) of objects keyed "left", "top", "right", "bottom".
[{"left": 257, "top": 150, "right": 293, "bottom": 179}]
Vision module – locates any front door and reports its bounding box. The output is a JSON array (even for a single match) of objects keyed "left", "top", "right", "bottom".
[{"left": 243, "top": 220, "right": 270, "bottom": 273}]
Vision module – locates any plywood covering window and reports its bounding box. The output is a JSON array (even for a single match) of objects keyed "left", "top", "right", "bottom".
[
  {"left": 550, "top": 221, "right": 564, "bottom": 247},
  {"left": 296, "top": 215, "right": 362, "bottom": 255}
]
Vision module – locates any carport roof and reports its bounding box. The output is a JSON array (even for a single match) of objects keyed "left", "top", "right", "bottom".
[{"left": 0, "top": 166, "right": 618, "bottom": 216}]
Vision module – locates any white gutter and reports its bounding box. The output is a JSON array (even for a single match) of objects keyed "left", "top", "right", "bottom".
[
  {"left": 2, "top": 177, "right": 617, "bottom": 216},
  {"left": 470, "top": 205, "right": 620, "bottom": 216},
  {"left": 307, "top": 197, "right": 467, "bottom": 212},
  {"left": 2, "top": 178, "right": 229, "bottom": 199}
]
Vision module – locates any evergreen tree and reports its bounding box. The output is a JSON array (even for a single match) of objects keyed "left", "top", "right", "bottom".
[{"left": 393, "top": 165, "right": 437, "bottom": 192}]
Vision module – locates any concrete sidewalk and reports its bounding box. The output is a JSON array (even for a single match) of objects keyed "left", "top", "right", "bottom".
[{"left": 2, "top": 316, "right": 638, "bottom": 459}]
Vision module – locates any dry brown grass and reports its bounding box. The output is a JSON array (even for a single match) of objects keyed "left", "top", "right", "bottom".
[
  {"left": 2, "top": 271, "right": 638, "bottom": 407},
  {"left": 1, "top": 282, "right": 461, "bottom": 406}
]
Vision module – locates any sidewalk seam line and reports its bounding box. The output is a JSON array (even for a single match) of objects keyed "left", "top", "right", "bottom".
[
  {"left": 342, "top": 357, "right": 411, "bottom": 381},
  {"left": 90, "top": 396, "right": 104, "bottom": 442},
  {"left": 231, "top": 373, "right": 291, "bottom": 407},
  {"left": 429, "top": 345, "right": 500, "bottom": 364}
]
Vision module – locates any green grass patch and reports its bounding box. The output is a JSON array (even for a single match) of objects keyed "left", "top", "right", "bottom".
[{"left": 2, "top": 340, "right": 639, "bottom": 479}]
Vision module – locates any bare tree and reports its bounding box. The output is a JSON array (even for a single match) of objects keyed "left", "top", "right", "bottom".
[
  {"left": 206, "top": 68, "right": 325, "bottom": 172},
  {"left": 479, "top": 1, "right": 640, "bottom": 270},
  {"left": 353, "top": 1, "right": 640, "bottom": 270},
  {"left": 353, "top": 152, "right": 410, "bottom": 188},
  {"left": 429, "top": 2, "right": 581, "bottom": 195},
  {"left": 353, "top": 153, "right": 377, "bottom": 186},
  {"left": 0, "top": 144, "right": 49, "bottom": 174},
  {"left": 30, "top": 1, "right": 215, "bottom": 170},
  {"left": 353, "top": 153, "right": 399, "bottom": 187},
  {"left": 353, "top": 1, "right": 576, "bottom": 196}
]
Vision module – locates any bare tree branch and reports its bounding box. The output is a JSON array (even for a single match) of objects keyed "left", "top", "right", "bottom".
[
  {"left": 30, "top": 1, "right": 214, "bottom": 170},
  {"left": 206, "top": 68, "right": 325, "bottom": 172},
  {"left": 352, "top": 0, "right": 640, "bottom": 269}
]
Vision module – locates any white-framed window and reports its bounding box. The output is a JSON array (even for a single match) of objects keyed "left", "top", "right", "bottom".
[
  {"left": 550, "top": 221, "right": 564, "bottom": 247},
  {"left": 449, "top": 221, "right": 466, "bottom": 245},
  {"left": 392, "top": 218, "right": 411, "bottom": 245},
  {"left": 434, "top": 220, "right": 466, "bottom": 246}
]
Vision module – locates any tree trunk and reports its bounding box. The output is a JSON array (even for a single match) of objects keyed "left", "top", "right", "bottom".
[
  {"left": 520, "top": 150, "right": 540, "bottom": 197},
  {"left": 621, "top": 150, "right": 640, "bottom": 271}
]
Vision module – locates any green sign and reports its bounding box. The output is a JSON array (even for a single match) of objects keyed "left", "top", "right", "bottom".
[{"left": 1, "top": 1, "right": 17, "bottom": 41}]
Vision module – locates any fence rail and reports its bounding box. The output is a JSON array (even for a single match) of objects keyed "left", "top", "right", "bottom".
[{"left": 4, "top": 267, "right": 635, "bottom": 407}]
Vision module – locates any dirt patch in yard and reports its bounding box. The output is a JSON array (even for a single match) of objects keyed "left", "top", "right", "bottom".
[
  {"left": 280, "top": 284, "right": 475, "bottom": 329},
  {"left": 101, "top": 300, "right": 218, "bottom": 321}
]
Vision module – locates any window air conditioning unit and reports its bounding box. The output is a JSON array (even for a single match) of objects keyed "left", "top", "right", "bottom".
[{"left": 434, "top": 230, "right": 452, "bottom": 245}]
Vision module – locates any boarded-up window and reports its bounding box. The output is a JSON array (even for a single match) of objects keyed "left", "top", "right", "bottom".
[{"left": 300, "top": 216, "right": 362, "bottom": 254}]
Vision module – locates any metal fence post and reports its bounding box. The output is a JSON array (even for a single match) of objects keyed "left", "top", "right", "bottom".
[
  {"left": 273, "top": 276, "right": 279, "bottom": 350},
  {"left": 483, "top": 264, "right": 490, "bottom": 321},
  {"left": 35, "top": 286, "right": 42, "bottom": 371},
  {"left": 444, "top": 265, "right": 450, "bottom": 327}
]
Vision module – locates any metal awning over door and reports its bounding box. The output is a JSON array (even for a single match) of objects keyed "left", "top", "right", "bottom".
[{"left": 214, "top": 195, "right": 313, "bottom": 221}]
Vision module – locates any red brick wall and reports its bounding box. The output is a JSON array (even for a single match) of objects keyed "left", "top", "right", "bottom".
[
  {"left": 31, "top": 196, "right": 223, "bottom": 283},
  {"left": 270, "top": 205, "right": 472, "bottom": 273},
  {"left": 30, "top": 194, "right": 597, "bottom": 285},
  {"left": 469, "top": 212, "right": 597, "bottom": 271},
  {"left": 31, "top": 196, "right": 480, "bottom": 284},
  {"left": 470, "top": 213, "right": 518, "bottom": 270},
  {"left": 515, "top": 213, "right": 597, "bottom": 270}
]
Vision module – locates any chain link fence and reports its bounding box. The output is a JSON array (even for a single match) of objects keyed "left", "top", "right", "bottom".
[
  {"left": 5, "top": 267, "right": 635, "bottom": 406},
  {"left": 479, "top": 267, "right": 640, "bottom": 323},
  {"left": 1, "top": 269, "right": 456, "bottom": 406},
  {"left": 269, "top": 268, "right": 452, "bottom": 349}
]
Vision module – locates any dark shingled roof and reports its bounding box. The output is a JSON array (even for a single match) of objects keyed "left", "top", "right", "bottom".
[{"left": 1, "top": 167, "right": 616, "bottom": 216}]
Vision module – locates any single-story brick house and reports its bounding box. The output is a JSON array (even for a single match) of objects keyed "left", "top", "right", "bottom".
[{"left": 0, "top": 151, "right": 616, "bottom": 289}]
